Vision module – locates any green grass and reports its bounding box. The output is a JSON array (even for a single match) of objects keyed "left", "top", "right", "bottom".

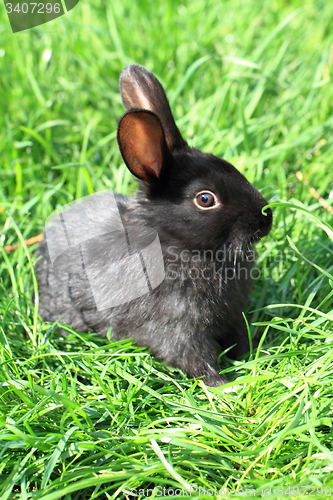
[{"left": 1, "top": 0, "right": 333, "bottom": 498}]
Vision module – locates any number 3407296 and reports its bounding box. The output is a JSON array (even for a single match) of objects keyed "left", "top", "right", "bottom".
[{"left": 5, "top": 3, "right": 61, "bottom": 14}]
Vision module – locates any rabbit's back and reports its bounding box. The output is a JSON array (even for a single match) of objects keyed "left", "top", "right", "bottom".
[{"left": 35, "top": 192, "right": 137, "bottom": 333}]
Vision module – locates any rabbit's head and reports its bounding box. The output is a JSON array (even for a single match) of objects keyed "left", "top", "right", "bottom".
[{"left": 117, "top": 65, "right": 272, "bottom": 254}]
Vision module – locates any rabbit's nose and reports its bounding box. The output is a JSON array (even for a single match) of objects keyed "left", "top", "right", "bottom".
[
  {"left": 258, "top": 206, "right": 273, "bottom": 237},
  {"left": 262, "top": 206, "right": 272, "bottom": 221}
]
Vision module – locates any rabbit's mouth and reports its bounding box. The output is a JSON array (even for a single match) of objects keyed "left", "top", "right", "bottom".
[
  {"left": 250, "top": 225, "right": 271, "bottom": 243},
  {"left": 250, "top": 229, "right": 264, "bottom": 243}
]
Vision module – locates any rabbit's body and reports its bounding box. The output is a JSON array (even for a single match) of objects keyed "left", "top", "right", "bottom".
[{"left": 36, "top": 65, "right": 272, "bottom": 386}]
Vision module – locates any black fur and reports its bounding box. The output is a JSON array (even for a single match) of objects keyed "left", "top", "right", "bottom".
[{"left": 36, "top": 65, "right": 272, "bottom": 386}]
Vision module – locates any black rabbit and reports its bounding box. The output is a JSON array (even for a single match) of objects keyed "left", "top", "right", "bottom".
[{"left": 36, "top": 65, "right": 272, "bottom": 387}]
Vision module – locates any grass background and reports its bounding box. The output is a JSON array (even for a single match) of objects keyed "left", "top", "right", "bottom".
[{"left": 1, "top": 0, "right": 333, "bottom": 498}]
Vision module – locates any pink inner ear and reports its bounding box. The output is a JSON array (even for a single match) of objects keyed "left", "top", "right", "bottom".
[
  {"left": 118, "top": 112, "right": 166, "bottom": 182},
  {"left": 132, "top": 118, "right": 163, "bottom": 178}
]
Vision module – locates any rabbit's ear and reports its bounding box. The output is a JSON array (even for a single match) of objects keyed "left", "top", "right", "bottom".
[
  {"left": 117, "top": 110, "right": 171, "bottom": 184},
  {"left": 120, "top": 65, "right": 187, "bottom": 152}
]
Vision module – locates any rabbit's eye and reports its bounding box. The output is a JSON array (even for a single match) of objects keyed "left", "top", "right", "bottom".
[{"left": 194, "top": 191, "right": 221, "bottom": 210}]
